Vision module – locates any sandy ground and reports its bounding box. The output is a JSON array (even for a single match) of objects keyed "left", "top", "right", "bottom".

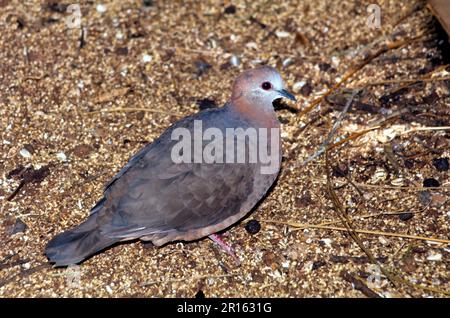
[{"left": 0, "top": 0, "right": 449, "bottom": 297}]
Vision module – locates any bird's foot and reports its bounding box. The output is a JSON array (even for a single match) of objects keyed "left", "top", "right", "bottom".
[{"left": 208, "top": 233, "right": 240, "bottom": 265}]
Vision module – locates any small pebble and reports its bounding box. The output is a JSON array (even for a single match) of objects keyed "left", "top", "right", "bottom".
[
  {"left": 275, "top": 31, "right": 290, "bottom": 38},
  {"left": 427, "top": 253, "right": 442, "bottom": 261},
  {"left": 320, "top": 238, "right": 333, "bottom": 247},
  {"left": 19, "top": 148, "right": 32, "bottom": 158},
  {"left": 378, "top": 236, "right": 389, "bottom": 245},
  {"left": 105, "top": 285, "right": 113, "bottom": 294},
  {"left": 23, "top": 144, "right": 35, "bottom": 154},
  {"left": 142, "top": 54, "right": 152, "bottom": 63},
  {"left": 292, "top": 81, "right": 306, "bottom": 93},
  {"left": 331, "top": 55, "right": 340, "bottom": 66},
  {"left": 230, "top": 55, "right": 240, "bottom": 67},
  {"left": 282, "top": 57, "right": 294, "bottom": 68},
  {"left": 281, "top": 260, "right": 290, "bottom": 269},
  {"left": 245, "top": 219, "right": 261, "bottom": 234},
  {"left": 56, "top": 152, "right": 67, "bottom": 162},
  {"left": 312, "top": 260, "right": 326, "bottom": 270},
  {"left": 246, "top": 42, "right": 258, "bottom": 50},
  {"left": 22, "top": 262, "right": 31, "bottom": 270},
  {"left": 398, "top": 212, "right": 413, "bottom": 221},
  {"left": 224, "top": 5, "right": 236, "bottom": 14},
  {"left": 390, "top": 177, "right": 404, "bottom": 187},
  {"left": 95, "top": 4, "right": 106, "bottom": 13},
  {"left": 96, "top": 4, "right": 107, "bottom": 13},
  {"left": 115, "top": 32, "right": 124, "bottom": 40},
  {"left": 432, "top": 157, "right": 449, "bottom": 171},
  {"left": 423, "top": 178, "right": 440, "bottom": 188}
]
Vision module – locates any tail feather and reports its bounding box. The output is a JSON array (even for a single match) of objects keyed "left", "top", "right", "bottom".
[{"left": 45, "top": 216, "right": 117, "bottom": 267}]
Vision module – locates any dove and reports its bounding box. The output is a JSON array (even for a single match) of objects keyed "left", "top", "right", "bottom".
[{"left": 45, "top": 66, "right": 296, "bottom": 266}]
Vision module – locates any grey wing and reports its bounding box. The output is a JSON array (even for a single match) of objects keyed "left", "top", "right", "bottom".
[
  {"left": 99, "top": 111, "right": 199, "bottom": 197},
  {"left": 97, "top": 142, "right": 257, "bottom": 240},
  {"left": 89, "top": 142, "right": 160, "bottom": 215}
]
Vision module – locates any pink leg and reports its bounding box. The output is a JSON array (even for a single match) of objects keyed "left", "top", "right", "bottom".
[{"left": 209, "top": 233, "right": 240, "bottom": 265}]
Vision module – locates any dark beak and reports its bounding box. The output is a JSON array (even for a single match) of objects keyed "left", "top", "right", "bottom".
[{"left": 277, "top": 89, "right": 297, "bottom": 102}]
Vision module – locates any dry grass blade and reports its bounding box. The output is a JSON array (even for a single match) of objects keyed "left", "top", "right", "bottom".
[
  {"left": 328, "top": 125, "right": 450, "bottom": 153},
  {"left": 341, "top": 271, "right": 381, "bottom": 298},
  {"left": 266, "top": 220, "right": 450, "bottom": 244},
  {"left": 364, "top": 76, "right": 450, "bottom": 86},
  {"left": 401, "top": 126, "right": 450, "bottom": 134},
  {"left": 84, "top": 107, "right": 183, "bottom": 117},
  {"left": 92, "top": 87, "right": 131, "bottom": 104},
  {"left": 297, "top": 33, "right": 426, "bottom": 118},
  {"left": 326, "top": 151, "right": 399, "bottom": 287},
  {"left": 324, "top": 151, "right": 450, "bottom": 296},
  {"left": 302, "top": 89, "right": 359, "bottom": 165},
  {"left": 328, "top": 126, "right": 382, "bottom": 150},
  {"left": 0, "top": 263, "right": 50, "bottom": 289}
]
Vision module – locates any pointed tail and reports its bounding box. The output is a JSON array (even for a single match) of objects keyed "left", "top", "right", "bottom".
[{"left": 45, "top": 215, "right": 117, "bottom": 267}]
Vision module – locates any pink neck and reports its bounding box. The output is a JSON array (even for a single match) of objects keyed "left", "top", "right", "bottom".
[{"left": 229, "top": 97, "right": 280, "bottom": 129}]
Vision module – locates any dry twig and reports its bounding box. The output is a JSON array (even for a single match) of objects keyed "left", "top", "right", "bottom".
[
  {"left": 84, "top": 107, "right": 183, "bottom": 117},
  {"left": 297, "top": 33, "right": 426, "bottom": 119},
  {"left": 266, "top": 220, "right": 450, "bottom": 244}
]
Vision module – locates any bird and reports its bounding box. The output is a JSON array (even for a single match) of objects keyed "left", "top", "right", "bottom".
[{"left": 45, "top": 66, "right": 296, "bottom": 266}]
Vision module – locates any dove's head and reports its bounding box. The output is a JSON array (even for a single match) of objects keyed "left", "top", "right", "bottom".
[{"left": 230, "top": 66, "right": 296, "bottom": 125}]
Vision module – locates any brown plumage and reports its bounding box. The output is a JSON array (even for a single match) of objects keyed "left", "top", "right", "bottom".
[{"left": 45, "top": 66, "right": 296, "bottom": 266}]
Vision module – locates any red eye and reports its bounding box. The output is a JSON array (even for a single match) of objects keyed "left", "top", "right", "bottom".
[{"left": 261, "top": 82, "right": 272, "bottom": 90}]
